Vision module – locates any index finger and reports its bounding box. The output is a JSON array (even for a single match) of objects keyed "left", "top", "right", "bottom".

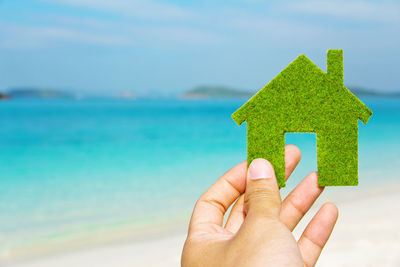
[
  {"left": 189, "top": 144, "right": 301, "bottom": 233},
  {"left": 189, "top": 160, "right": 247, "bottom": 232}
]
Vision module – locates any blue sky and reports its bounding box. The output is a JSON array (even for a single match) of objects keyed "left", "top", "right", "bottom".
[{"left": 0, "top": 0, "right": 399, "bottom": 95}]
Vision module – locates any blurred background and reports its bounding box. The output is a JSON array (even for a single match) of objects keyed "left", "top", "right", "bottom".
[{"left": 0, "top": 1, "right": 399, "bottom": 266}]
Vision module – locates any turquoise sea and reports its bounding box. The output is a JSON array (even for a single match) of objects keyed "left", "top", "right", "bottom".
[{"left": 0, "top": 98, "right": 399, "bottom": 253}]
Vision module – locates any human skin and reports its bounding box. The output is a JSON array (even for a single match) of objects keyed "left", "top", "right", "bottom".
[{"left": 182, "top": 145, "right": 338, "bottom": 267}]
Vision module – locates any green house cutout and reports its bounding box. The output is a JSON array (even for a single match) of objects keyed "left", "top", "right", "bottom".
[{"left": 232, "top": 49, "right": 372, "bottom": 187}]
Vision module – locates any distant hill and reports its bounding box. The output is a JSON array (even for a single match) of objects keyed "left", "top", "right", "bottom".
[
  {"left": 182, "top": 85, "right": 400, "bottom": 99},
  {"left": 182, "top": 86, "right": 254, "bottom": 99},
  {"left": 7, "top": 88, "right": 74, "bottom": 99},
  {"left": 0, "top": 93, "right": 11, "bottom": 100},
  {"left": 348, "top": 87, "right": 400, "bottom": 98}
]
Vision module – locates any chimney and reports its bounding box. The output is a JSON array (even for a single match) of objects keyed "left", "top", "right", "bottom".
[{"left": 327, "top": 49, "right": 343, "bottom": 85}]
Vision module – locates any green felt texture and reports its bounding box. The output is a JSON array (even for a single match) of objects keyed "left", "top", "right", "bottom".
[{"left": 232, "top": 49, "right": 372, "bottom": 187}]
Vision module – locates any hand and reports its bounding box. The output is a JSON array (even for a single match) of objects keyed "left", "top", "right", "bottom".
[{"left": 182, "top": 145, "right": 338, "bottom": 267}]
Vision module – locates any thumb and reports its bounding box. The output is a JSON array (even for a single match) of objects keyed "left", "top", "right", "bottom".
[{"left": 244, "top": 158, "right": 281, "bottom": 220}]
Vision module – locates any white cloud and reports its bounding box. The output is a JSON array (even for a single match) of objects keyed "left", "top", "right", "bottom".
[
  {"left": 0, "top": 18, "right": 223, "bottom": 50},
  {"left": 16, "top": 0, "right": 221, "bottom": 48},
  {"left": 216, "top": 5, "right": 400, "bottom": 51},
  {"left": 3, "top": 0, "right": 399, "bottom": 50},
  {"left": 44, "top": 14, "right": 224, "bottom": 45},
  {"left": 0, "top": 23, "right": 133, "bottom": 49},
  {"left": 42, "top": 0, "right": 195, "bottom": 21},
  {"left": 39, "top": 14, "right": 120, "bottom": 30},
  {"left": 288, "top": 0, "right": 400, "bottom": 24}
]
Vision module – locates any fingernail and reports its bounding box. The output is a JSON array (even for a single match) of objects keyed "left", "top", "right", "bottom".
[{"left": 248, "top": 158, "right": 274, "bottom": 180}]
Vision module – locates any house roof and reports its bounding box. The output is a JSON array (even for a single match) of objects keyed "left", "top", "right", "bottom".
[{"left": 232, "top": 51, "right": 372, "bottom": 126}]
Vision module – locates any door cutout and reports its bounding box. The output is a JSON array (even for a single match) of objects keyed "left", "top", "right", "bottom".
[{"left": 284, "top": 133, "right": 317, "bottom": 190}]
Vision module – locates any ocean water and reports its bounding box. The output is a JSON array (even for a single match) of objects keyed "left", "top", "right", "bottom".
[{"left": 0, "top": 98, "right": 399, "bottom": 253}]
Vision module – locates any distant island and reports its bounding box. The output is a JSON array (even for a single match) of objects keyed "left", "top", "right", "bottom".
[
  {"left": 182, "top": 86, "right": 254, "bottom": 99},
  {"left": 1, "top": 85, "right": 399, "bottom": 101},
  {"left": 182, "top": 86, "right": 400, "bottom": 99},
  {"left": 6, "top": 88, "right": 74, "bottom": 99},
  {"left": 0, "top": 93, "right": 11, "bottom": 100},
  {"left": 348, "top": 87, "right": 400, "bottom": 98}
]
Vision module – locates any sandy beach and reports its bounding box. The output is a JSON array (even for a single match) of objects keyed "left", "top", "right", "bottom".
[{"left": 5, "top": 182, "right": 400, "bottom": 267}]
